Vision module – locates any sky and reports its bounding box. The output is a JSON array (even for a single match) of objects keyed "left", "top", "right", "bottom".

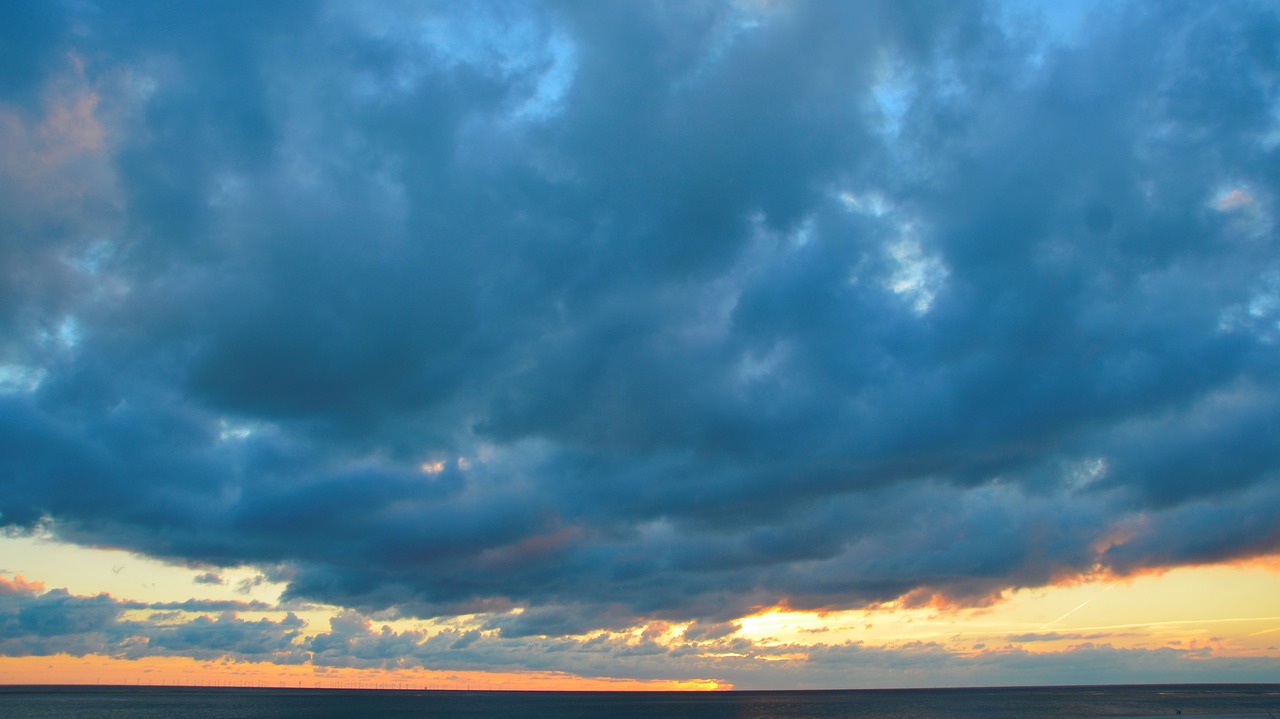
[{"left": 1, "top": 0, "right": 1280, "bottom": 691}]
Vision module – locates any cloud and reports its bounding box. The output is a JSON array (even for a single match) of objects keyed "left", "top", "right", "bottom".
[
  {"left": 147, "top": 599, "right": 273, "bottom": 613},
  {"left": 0, "top": 578, "right": 303, "bottom": 662},
  {"left": 0, "top": 0, "right": 1278, "bottom": 652},
  {"left": 0, "top": 0, "right": 68, "bottom": 105},
  {"left": 1, "top": 580, "right": 1278, "bottom": 688},
  {"left": 682, "top": 620, "right": 740, "bottom": 642},
  {"left": 1004, "top": 632, "right": 1122, "bottom": 643},
  {"left": 142, "top": 612, "right": 305, "bottom": 661},
  {"left": 0, "top": 576, "right": 44, "bottom": 596}
]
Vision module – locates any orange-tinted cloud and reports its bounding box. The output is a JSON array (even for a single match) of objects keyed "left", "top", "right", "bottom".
[{"left": 0, "top": 575, "right": 45, "bottom": 596}]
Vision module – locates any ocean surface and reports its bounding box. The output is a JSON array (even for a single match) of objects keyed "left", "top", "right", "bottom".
[{"left": 1, "top": 684, "right": 1277, "bottom": 719}]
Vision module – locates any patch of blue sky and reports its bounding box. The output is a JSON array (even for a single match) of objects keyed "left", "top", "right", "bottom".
[
  {"left": 0, "top": 364, "right": 46, "bottom": 395},
  {"left": 995, "top": 0, "right": 1129, "bottom": 71}
]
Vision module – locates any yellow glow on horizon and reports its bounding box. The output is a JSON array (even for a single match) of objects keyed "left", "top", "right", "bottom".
[
  {"left": 3, "top": 531, "right": 1277, "bottom": 688},
  {"left": 0, "top": 655, "right": 727, "bottom": 691},
  {"left": 734, "top": 561, "right": 1280, "bottom": 657}
]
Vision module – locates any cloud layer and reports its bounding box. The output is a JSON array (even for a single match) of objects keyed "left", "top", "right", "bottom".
[
  {"left": 1, "top": 0, "right": 1279, "bottom": 638},
  {"left": 4, "top": 576, "right": 1278, "bottom": 689}
]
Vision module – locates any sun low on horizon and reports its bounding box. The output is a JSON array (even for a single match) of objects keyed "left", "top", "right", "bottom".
[{"left": 3, "top": 0, "right": 1280, "bottom": 692}]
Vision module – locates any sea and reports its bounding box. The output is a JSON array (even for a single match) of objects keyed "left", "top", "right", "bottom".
[{"left": 0, "top": 683, "right": 1277, "bottom": 719}]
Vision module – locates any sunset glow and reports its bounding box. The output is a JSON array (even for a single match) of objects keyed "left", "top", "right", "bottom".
[
  {"left": 3, "top": 537, "right": 1278, "bottom": 688},
  {"left": 0, "top": 655, "right": 726, "bottom": 692}
]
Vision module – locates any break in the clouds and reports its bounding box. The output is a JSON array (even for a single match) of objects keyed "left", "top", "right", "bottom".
[
  {"left": 4, "top": 576, "right": 1278, "bottom": 688},
  {"left": 2, "top": 0, "right": 1280, "bottom": 644}
]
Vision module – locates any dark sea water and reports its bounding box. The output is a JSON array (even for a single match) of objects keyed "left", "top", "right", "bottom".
[{"left": 1, "top": 684, "right": 1277, "bottom": 719}]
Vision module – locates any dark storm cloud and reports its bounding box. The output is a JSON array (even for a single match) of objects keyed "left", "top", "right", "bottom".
[{"left": 2, "top": 0, "right": 1279, "bottom": 632}]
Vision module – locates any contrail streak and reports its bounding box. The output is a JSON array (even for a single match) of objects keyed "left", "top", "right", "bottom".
[{"left": 1036, "top": 582, "right": 1118, "bottom": 631}]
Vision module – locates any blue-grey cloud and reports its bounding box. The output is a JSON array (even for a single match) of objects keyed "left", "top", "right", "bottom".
[
  {"left": 0, "top": 0, "right": 1278, "bottom": 636},
  {"left": 682, "top": 620, "right": 740, "bottom": 642},
  {"left": 148, "top": 599, "right": 273, "bottom": 613},
  {"left": 0, "top": 0, "right": 67, "bottom": 105},
  {"left": 0, "top": 577, "right": 305, "bottom": 662}
]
